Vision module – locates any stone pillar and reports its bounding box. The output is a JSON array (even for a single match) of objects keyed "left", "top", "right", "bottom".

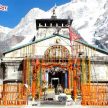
[{"left": 3, "top": 61, "right": 22, "bottom": 83}]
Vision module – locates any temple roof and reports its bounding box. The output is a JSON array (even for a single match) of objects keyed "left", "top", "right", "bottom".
[
  {"left": 36, "top": 19, "right": 73, "bottom": 29},
  {"left": 3, "top": 34, "right": 108, "bottom": 55}
]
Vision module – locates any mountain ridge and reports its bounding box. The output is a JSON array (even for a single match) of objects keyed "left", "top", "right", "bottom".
[{"left": 0, "top": 0, "right": 108, "bottom": 53}]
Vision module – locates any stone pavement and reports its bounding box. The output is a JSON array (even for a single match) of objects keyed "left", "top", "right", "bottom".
[
  {"left": 0, "top": 105, "right": 108, "bottom": 108},
  {"left": 0, "top": 99, "right": 107, "bottom": 108}
]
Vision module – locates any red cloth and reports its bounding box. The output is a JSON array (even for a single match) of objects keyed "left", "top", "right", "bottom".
[{"left": 69, "top": 26, "right": 81, "bottom": 42}]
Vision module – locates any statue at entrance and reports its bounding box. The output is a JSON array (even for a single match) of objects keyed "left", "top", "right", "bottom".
[{"left": 57, "top": 84, "right": 63, "bottom": 94}]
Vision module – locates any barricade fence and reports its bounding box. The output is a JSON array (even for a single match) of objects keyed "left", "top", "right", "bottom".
[
  {"left": 0, "top": 84, "right": 27, "bottom": 106},
  {"left": 0, "top": 83, "right": 108, "bottom": 106},
  {"left": 81, "top": 84, "right": 108, "bottom": 106}
]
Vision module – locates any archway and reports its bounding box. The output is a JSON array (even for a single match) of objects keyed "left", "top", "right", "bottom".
[
  {"left": 44, "top": 45, "right": 70, "bottom": 62},
  {"left": 44, "top": 45, "right": 70, "bottom": 92}
]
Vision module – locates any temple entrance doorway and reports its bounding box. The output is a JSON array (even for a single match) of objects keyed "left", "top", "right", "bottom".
[
  {"left": 51, "top": 78, "right": 59, "bottom": 89},
  {"left": 44, "top": 45, "right": 70, "bottom": 93},
  {"left": 48, "top": 66, "right": 67, "bottom": 93}
]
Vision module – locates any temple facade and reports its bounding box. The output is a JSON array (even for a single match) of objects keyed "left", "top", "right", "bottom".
[{"left": 0, "top": 13, "right": 108, "bottom": 105}]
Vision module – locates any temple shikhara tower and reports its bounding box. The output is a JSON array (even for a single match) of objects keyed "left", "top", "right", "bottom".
[{"left": 0, "top": 8, "right": 108, "bottom": 106}]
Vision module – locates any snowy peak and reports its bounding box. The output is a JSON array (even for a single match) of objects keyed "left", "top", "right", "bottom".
[
  {"left": 0, "top": 26, "right": 12, "bottom": 42},
  {"left": 24, "top": 8, "right": 46, "bottom": 20},
  {"left": 0, "top": 26, "right": 12, "bottom": 33},
  {"left": 8, "top": 8, "right": 46, "bottom": 37}
]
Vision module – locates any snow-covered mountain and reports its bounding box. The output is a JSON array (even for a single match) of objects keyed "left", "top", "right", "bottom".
[
  {"left": 0, "top": 26, "right": 11, "bottom": 33},
  {"left": 0, "top": 26, "right": 12, "bottom": 41},
  {"left": 0, "top": 26, "right": 24, "bottom": 54},
  {"left": 94, "top": 0, "right": 108, "bottom": 47},
  {"left": 8, "top": 8, "right": 46, "bottom": 37},
  {"left": 0, "top": 26, "right": 12, "bottom": 55},
  {"left": 0, "top": 0, "right": 108, "bottom": 52}
]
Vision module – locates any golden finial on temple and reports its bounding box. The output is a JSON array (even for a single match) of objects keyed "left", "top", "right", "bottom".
[{"left": 51, "top": 3, "right": 57, "bottom": 19}]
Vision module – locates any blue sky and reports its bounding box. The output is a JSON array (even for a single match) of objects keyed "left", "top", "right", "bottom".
[{"left": 0, "top": 0, "right": 70, "bottom": 28}]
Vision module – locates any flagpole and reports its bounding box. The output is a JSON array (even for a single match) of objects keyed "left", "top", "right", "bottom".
[{"left": 68, "top": 23, "right": 81, "bottom": 101}]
